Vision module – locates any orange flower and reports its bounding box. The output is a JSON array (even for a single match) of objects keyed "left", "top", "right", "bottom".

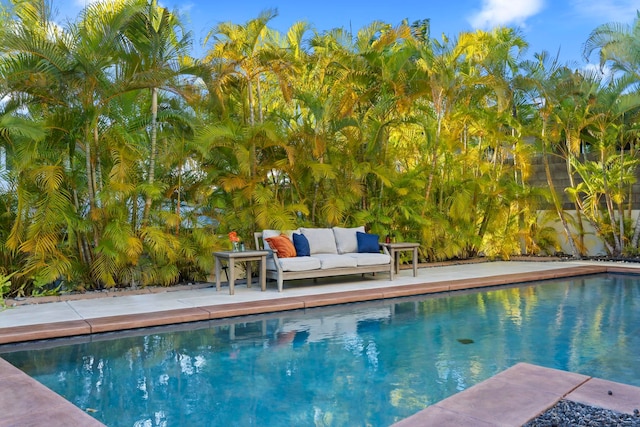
[{"left": 228, "top": 231, "right": 239, "bottom": 242}]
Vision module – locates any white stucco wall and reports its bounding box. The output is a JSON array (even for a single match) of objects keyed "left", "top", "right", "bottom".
[{"left": 537, "top": 210, "right": 640, "bottom": 256}]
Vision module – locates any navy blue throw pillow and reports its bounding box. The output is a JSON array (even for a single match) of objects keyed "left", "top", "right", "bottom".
[
  {"left": 293, "top": 233, "right": 310, "bottom": 257},
  {"left": 356, "top": 231, "right": 380, "bottom": 253}
]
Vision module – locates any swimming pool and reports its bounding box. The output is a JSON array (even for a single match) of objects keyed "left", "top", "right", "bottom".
[{"left": 1, "top": 274, "right": 639, "bottom": 426}]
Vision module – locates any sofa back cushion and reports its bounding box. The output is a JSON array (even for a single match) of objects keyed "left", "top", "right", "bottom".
[
  {"left": 300, "top": 228, "right": 338, "bottom": 254},
  {"left": 356, "top": 231, "right": 380, "bottom": 253},
  {"left": 332, "top": 226, "right": 366, "bottom": 254},
  {"left": 292, "top": 233, "right": 311, "bottom": 257},
  {"left": 265, "top": 234, "right": 297, "bottom": 258}
]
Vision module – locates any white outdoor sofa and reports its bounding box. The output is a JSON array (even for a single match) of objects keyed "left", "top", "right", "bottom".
[{"left": 254, "top": 227, "right": 394, "bottom": 292}]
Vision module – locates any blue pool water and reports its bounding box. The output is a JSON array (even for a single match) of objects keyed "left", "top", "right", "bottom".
[{"left": 1, "top": 274, "right": 640, "bottom": 426}]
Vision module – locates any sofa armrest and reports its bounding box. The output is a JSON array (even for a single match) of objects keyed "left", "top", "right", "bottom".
[
  {"left": 254, "top": 232, "right": 265, "bottom": 250},
  {"left": 254, "top": 231, "right": 284, "bottom": 274}
]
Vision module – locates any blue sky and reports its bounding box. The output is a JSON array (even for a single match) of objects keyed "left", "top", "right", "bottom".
[{"left": 59, "top": 0, "right": 639, "bottom": 66}]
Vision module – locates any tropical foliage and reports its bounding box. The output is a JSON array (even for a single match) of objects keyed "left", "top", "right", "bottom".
[{"left": 0, "top": 1, "right": 639, "bottom": 297}]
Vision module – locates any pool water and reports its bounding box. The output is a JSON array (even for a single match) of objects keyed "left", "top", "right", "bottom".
[{"left": 2, "top": 274, "right": 640, "bottom": 426}]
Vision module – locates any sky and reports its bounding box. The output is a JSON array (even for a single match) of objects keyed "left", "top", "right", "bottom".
[{"left": 56, "top": 0, "right": 639, "bottom": 67}]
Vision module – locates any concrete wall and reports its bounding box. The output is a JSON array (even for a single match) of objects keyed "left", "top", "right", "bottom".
[
  {"left": 528, "top": 155, "right": 640, "bottom": 210},
  {"left": 537, "top": 210, "right": 640, "bottom": 256},
  {"left": 538, "top": 210, "right": 606, "bottom": 256},
  {"left": 528, "top": 154, "right": 640, "bottom": 256}
]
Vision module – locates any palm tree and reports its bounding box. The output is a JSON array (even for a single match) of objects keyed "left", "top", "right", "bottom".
[
  {"left": 583, "top": 11, "right": 640, "bottom": 252},
  {"left": 583, "top": 11, "right": 640, "bottom": 82},
  {"left": 123, "top": 0, "right": 195, "bottom": 226},
  {"left": 520, "top": 52, "right": 582, "bottom": 258},
  {"left": 203, "top": 8, "right": 277, "bottom": 127},
  {"left": 415, "top": 33, "right": 463, "bottom": 210},
  {"left": 571, "top": 76, "right": 640, "bottom": 255}
]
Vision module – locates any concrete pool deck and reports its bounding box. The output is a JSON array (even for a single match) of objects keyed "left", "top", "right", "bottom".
[{"left": 1, "top": 260, "right": 640, "bottom": 426}]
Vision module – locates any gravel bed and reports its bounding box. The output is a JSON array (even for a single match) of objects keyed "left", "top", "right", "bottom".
[{"left": 523, "top": 400, "right": 640, "bottom": 426}]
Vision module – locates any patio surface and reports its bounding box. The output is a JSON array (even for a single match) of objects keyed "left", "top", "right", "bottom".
[{"left": 1, "top": 260, "right": 640, "bottom": 426}]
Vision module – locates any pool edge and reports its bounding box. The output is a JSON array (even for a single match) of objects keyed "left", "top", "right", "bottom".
[
  {"left": 391, "top": 363, "right": 640, "bottom": 426},
  {"left": 0, "top": 358, "right": 106, "bottom": 427}
]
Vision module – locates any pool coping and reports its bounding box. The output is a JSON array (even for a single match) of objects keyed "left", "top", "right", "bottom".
[
  {"left": 392, "top": 362, "right": 640, "bottom": 426},
  {"left": 1, "top": 263, "right": 639, "bottom": 426},
  {"left": 0, "top": 357, "right": 105, "bottom": 426}
]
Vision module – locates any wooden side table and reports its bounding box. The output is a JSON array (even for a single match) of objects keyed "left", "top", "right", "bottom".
[
  {"left": 381, "top": 242, "right": 420, "bottom": 277},
  {"left": 214, "top": 250, "right": 269, "bottom": 295}
]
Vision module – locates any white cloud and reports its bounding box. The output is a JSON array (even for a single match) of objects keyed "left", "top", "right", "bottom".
[
  {"left": 571, "top": 0, "right": 638, "bottom": 23},
  {"left": 581, "top": 62, "right": 614, "bottom": 80},
  {"left": 468, "top": 0, "right": 545, "bottom": 29},
  {"left": 74, "top": 0, "right": 101, "bottom": 6}
]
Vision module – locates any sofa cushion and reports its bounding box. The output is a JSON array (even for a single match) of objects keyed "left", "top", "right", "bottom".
[
  {"left": 300, "top": 228, "right": 338, "bottom": 254},
  {"left": 292, "top": 233, "right": 311, "bottom": 257},
  {"left": 346, "top": 252, "right": 391, "bottom": 266},
  {"left": 314, "top": 254, "right": 358, "bottom": 269},
  {"left": 265, "top": 234, "right": 297, "bottom": 258},
  {"left": 357, "top": 231, "right": 380, "bottom": 253},
  {"left": 269, "top": 256, "right": 321, "bottom": 272},
  {"left": 333, "top": 226, "right": 365, "bottom": 254}
]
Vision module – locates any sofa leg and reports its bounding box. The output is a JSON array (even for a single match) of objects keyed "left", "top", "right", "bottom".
[{"left": 278, "top": 277, "right": 283, "bottom": 292}]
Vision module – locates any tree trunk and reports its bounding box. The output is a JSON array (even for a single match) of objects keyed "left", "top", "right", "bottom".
[
  {"left": 85, "top": 125, "right": 99, "bottom": 248},
  {"left": 631, "top": 211, "right": 640, "bottom": 249},
  {"left": 600, "top": 152, "right": 622, "bottom": 254},
  {"left": 143, "top": 87, "right": 159, "bottom": 225},
  {"left": 541, "top": 125, "right": 580, "bottom": 258},
  {"left": 564, "top": 150, "right": 585, "bottom": 253},
  {"left": 423, "top": 91, "right": 443, "bottom": 214}
]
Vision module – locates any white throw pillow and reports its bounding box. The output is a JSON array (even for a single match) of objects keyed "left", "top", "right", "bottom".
[
  {"left": 332, "top": 226, "right": 365, "bottom": 254},
  {"left": 300, "top": 228, "right": 338, "bottom": 254},
  {"left": 261, "top": 229, "right": 298, "bottom": 250}
]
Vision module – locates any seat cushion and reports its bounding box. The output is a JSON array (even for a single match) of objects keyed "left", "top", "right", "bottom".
[
  {"left": 265, "top": 234, "right": 297, "bottom": 258},
  {"left": 356, "top": 232, "right": 380, "bottom": 253},
  {"left": 314, "top": 254, "right": 358, "bottom": 269},
  {"left": 346, "top": 252, "right": 391, "bottom": 266},
  {"left": 293, "top": 233, "right": 311, "bottom": 257},
  {"left": 301, "top": 228, "right": 338, "bottom": 254},
  {"left": 332, "top": 226, "right": 365, "bottom": 254},
  {"left": 272, "top": 256, "right": 321, "bottom": 272}
]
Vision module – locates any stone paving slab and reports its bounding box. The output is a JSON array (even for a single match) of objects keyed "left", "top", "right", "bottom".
[
  {"left": 393, "top": 363, "right": 640, "bottom": 427},
  {"left": 0, "top": 301, "right": 84, "bottom": 327},
  {"left": 393, "top": 404, "right": 497, "bottom": 427},
  {"left": 0, "top": 320, "right": 91, "bottom": 345},
  {"left": 566, "top": 377, "right": 640, "bottom": 415},
  {"left": 0, "top": 358, "right": 105, "bottom": 427}
]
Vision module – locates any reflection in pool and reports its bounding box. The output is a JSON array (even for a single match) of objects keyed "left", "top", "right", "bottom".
[{"left": 1, "top": 274, "right": 640, "bottom": 426}]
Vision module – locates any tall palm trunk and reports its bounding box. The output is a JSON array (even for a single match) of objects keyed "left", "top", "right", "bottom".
[
  {"left": 542, "top": 123, "right": 580, "bottom": 258},
  {"left": 423, "top": 89, "right": 443, "bottom": 214},
  {"left": 143, "top": 87, "right": 159, "bottom": 225},
  {"left": 564, "top": 149, "right": 585, "bottom": 253},
  {"left": 247, "top": 79, "right": 255, "bottom": 126},
  {"left": 85, "top": 123, "right": 100, "bottom": 248},
  {"left": 600, "top": 149, "right": 622, "bottom": 254}
]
